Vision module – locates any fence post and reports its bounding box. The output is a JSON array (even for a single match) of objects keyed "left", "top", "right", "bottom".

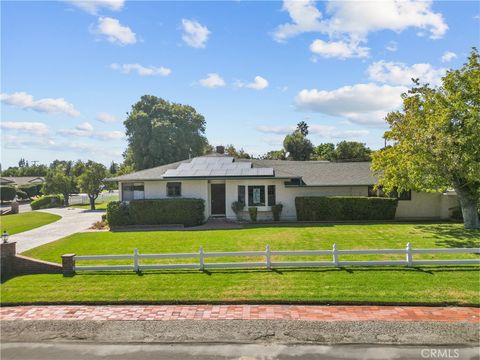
[
  {"left": 133, "top": 248, "right": 139, "bottom": 272},
  {"left": 332, "top": 243, "right": 339, "bottom": 268},
  {"left": 199, "top": 246, "right": 204, "bottom": 271},
  {"left": 266, "top": 245, "right": 271, "bottom": 270},
  {"left": 406, "top": 242, "right": 412, "bottom": 267}
]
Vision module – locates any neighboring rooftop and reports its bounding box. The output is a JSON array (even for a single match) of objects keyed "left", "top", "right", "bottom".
[
  {"left": 109, "top": 155, "right": 376, "bottom": 186},
  {"left": 0, "top": 176, "right": 45, "bottom": 186}
]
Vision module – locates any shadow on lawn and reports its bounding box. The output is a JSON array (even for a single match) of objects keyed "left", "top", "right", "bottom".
[
  {"left": 413, "top": 224, "right": 480, "bottom": 248},
  {"left": 69, "top": 265, "right": 480, "bottom": 277}
]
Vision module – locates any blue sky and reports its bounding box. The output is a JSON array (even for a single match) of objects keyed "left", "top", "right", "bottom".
[{"left": 1, "top": 0, "right": 479, "bottom": 167}]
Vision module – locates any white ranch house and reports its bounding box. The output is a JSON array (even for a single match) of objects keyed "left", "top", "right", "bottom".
[{"left": 111, "top": 151, "right": 458, "bottom": 221}]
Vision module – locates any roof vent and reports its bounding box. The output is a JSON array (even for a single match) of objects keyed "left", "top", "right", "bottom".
[{"left": 216, "top": 146, "right": 225, "bottom": 154}]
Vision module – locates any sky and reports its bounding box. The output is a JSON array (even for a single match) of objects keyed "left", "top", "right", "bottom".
[{"left": 1, "top": 0, "right": 479, "bottom": 168}]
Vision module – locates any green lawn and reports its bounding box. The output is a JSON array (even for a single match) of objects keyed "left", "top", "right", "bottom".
[
  {"left": 1, "top": 223, "right": 479, "bottom": 305},
  {"left": 70, "top": 202, "right": 109, "bottom": 210},
  {"left": 0, "top": 212, "right": 61, "bottom": 235}
]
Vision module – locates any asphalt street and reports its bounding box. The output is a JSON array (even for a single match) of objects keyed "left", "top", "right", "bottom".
[{"left": 2, "top": 342, "right": 479, "bottom": 360}]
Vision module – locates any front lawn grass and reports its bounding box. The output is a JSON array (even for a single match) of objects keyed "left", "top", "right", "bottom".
[
  {"left": 0, "top": 211, "right": 61, "bottom": 235},
  {"left": 1, "top": 223, "right": 479, "bottom": 305},
  {"left": 70, "top": 202, "right": 109, "bottom": 210}
]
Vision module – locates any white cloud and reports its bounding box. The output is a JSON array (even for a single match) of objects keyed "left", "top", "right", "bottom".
[
  {"left": 441, "top": 51, "right": 457, "bottom": 63},
  {"left": 273, "top": 0, "right": 324, "bottom": 42},
  {"left": 199, "top": 73, "right": 225, "bottom": 88},
  {"left": 0, "top": 92, "right": 80, "bottom": 117},
  {"left": 76, "top": 122, "right": 94, "bottom": 131},
  {"left": 256, "top": 124, "right": 369, "bottom": 139},
  {"left": 295, "top": 83, "right": 406, "bottom": 125},
  {"left": 273, "top": 0, "right": 447, "bottom": 58},
  {"left": 367, "top": 60, "right": 446, "bottom": 86},
  {"left": 181, "top": 19, "right": 210, "bottom": 48},
  {"left": 68, "top": 0, "right": 124, "bottom": 15},
  {"left": 309, "top": 39, "right": 369, "bottom": 59},
  {"left": 110, "top": 63, "right": 171, "bottom": 76},
  {"left": 236, "top": 76, "right": 269, "bottom": 90},
  {"left": 0, "top": 121, "right": 49, "bottom": 136},
  {"left": 95, "top": 17, "right": 136, "bottom": 45},
  {"left": 385, "top": 41, "right": 398, "bottom": 52},
  {"left": 96, "top": 112, "right": 117, "bottom": 123}
]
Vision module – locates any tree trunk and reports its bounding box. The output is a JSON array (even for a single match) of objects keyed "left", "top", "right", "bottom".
[
  {"left": 63, "top": 193, "right": 69, "bottom": 207},
  {"left": 453, "top": 183, "right": 479, "bottom": 229},
  {"left": 89, "top": 196, "right": 96, "bottom": 211}
]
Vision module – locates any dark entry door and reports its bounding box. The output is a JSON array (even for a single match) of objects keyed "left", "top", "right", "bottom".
[{"left": 211, "top": 184, "right": 226, "bottom": 215}]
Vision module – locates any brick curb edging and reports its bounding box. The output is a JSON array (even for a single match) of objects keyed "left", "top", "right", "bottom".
[{"left": 1, "top": 305, "right": 479, "bottom": 323}]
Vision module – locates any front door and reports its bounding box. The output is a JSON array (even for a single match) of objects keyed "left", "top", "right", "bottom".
[{"left": 211, "top": 184, "right": 226, "bottom": 216}]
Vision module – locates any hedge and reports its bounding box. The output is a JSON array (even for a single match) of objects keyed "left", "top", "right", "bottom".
[
  {"left": 30, "top": 195, "right": 64, "bottom": 210},
  {"left": 295, "top": 196, "right": 398, "bottom": 221},
  {"left": 0, "top": 186, "right": 16, "bottom": 203},
  {"left": 15, "top": 189, "right": 29, "bottom": 200},
  {"left": 18, "top": 184, "right": 42, "bottom": 198},
  {"left": 107, "top": 199, "right": 205, "bottom": 227}
]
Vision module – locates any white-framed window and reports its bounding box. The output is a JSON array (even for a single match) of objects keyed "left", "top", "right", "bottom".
[
  {"left": 122, "top": 182, "right": 144, "bottom": 201},
  {"left": 248, "top": 185, "right": 265, "bottom": 206}
]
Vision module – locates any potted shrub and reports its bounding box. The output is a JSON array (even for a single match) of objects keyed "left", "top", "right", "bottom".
[
  {"left": 231, "top": 201, "right": 245, "bottom": 220},
  {"left": 271, "top": 203, "right": 283, "bottom": 221},
  {"left": 248, "top": 207, "right": 258, "bottom": 222}
]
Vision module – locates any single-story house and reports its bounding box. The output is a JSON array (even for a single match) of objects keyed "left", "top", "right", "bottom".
[
  {"left": 110, "top": 149, "right": 458, "bottom": 221},
  {"left": 0, "top": 176, "right": 45, "bottom": 187}
]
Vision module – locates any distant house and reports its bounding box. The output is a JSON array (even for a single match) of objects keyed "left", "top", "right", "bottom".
[
  {"left": 0, "top": 177, "right": 45, "bottom": 187},
  {"left": 110, "top": 147, "right": 458, "bottom": 221}
]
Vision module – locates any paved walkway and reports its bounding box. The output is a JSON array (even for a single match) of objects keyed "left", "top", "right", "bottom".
[
  {"left": 1, "top": 305, "right": 478, "bottom": 323},
  {"left": 10, "top": 208, "right": 104, "bottom": 253}
]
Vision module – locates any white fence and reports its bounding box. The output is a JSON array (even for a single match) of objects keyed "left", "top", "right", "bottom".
[
  {"left": 69, "top": 191, "right": 118, "bottom": 205},
  {"left": 72, "top": 243, "right": 480, "bottom": 272}
]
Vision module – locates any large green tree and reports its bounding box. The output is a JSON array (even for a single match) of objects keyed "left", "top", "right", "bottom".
[
  {"left": 313, "top": 143, "right": 335, "bottom": 161},
  {"left": 124, "top": 95, "right": 209, "bottom": 170},
  {"left": 372, "top": 49, "right": 480, "bottom": 229},
  {"left": 78, "top": 161, "right": 107, "bottom": 210},
  {"left": 43, "top": 165, "right": 76, "bottom": 206},
  {"left": 332, "top": 141, "right": 372, "bottom": 161},
  {"left": 225, "top": 144, "right": 251, "bottom": 159},
  {"left": 283, "top": 122, "right": 314, "bottom": 160}
]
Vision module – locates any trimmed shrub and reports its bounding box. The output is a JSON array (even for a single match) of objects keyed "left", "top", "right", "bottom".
[
  {"left": 19, "top": 184, "right": 42, "bottom": 199},
  {"left": 30, "top": 195, "right": 64, "bottom": 210},
  {"left": 15, "top": 189, "right": 29, "bottom": 200},
  {"left": 0, "top": 186, "right": 17, "bottom": 203},
  {"left": 295, "top": 196, "right": 398, "bottom": 221},
  {"left": 106, "top": 201, "right": 131, "bottom": 226},
  {"left": 271, "top": 203, "right": 283, "bottom": 221},
  {"left": 107, "top": 199, "right": 205, "bottom": 227},
  {"left": 248, "top": 207, "right": 258, "bottom": 222},
  {"left": 231, "top": 201, "right": 245, "bottom": 220}
]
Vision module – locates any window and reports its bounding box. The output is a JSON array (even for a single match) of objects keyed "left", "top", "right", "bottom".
[
  {"left": 122, "top": 182, "right": 144, "bottom": 201},
  {"left": 167, "top": 182, "right": 181, "bottom": 197},
  {"left": 248, "top": 185, "right": 265, "bottom": 206},
  {"left": 268, "top": 185, "right": 276, "bottom": 206},
  {"left": 238, "top": 185, "right": 245, "bottom": 205},
  {"left": 398, "top": 190, "right": 412, "bottom": 201},
  {"left": 368, "top": 185, "right": 377, "bottom": 197}
]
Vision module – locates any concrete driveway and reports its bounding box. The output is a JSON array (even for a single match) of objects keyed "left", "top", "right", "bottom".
[{"left": 10, "top": 207, "right": 104, "bottom": 253}]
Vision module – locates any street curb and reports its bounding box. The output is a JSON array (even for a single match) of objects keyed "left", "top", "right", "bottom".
[{"left": 1, "top": 319, "right": 479, "bottom": 345}]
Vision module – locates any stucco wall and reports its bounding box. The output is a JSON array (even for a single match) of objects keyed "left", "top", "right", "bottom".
[
  {"left": 395, "top": 191, "right": 457, "bottom": 219},
  {"left": 119, "top": 180, "right": 456, "bottom": 221}
]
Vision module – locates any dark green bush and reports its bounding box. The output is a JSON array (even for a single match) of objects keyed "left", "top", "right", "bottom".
[
  {"left": 30, "top": 195, "right": 64, "bottom": 210},
  {"left": 295, "top": 196, "right": 398, "bottom": 221},
  {"left": 0, "top": 186, "right": 17, "bottom": 203},
  {"left": 19, "top": 184, "right": 42, "bottom": 198},
  {"left": 107, "top": 199, "right": 205, "bottom": 227},
  {"left": 15, "top": 189, "right": 29, "bottom": 200},
  {"left": 248, "top": 207, "right": 258, "bottom": 222},
  {"left": 271, "top": 203, "right": 283, "bottom": 221},
  {"left": 106, "top": 201, "right": 131, "bottom": 226}
]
